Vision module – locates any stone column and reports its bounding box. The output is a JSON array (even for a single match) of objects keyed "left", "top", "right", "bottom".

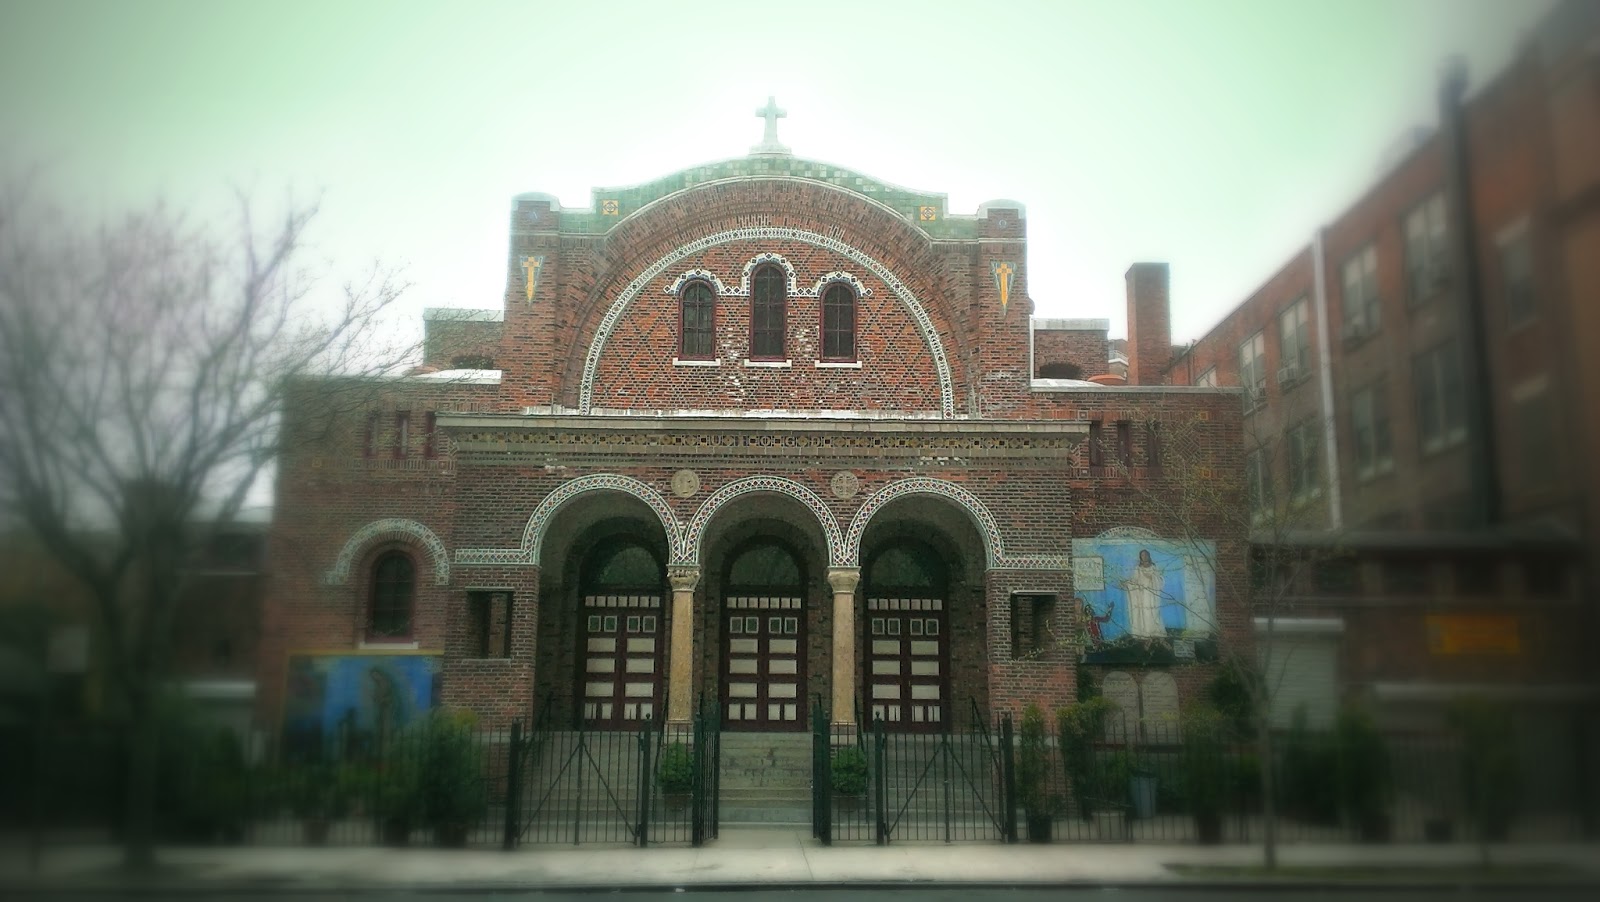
[
  {"left": 827, "top": 567, "right": 862, "bottom": 727},
  {"left": 666, "top": 566, "right": 701, "bottom": 726}
]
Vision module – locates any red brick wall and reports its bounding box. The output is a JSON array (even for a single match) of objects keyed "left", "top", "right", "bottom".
[
  {"left": 1125, "top": 264, "right": 1171, "bottom": 387},
  {"left": 1033, "top": 327, "right": 1109, "bottom": 379}
]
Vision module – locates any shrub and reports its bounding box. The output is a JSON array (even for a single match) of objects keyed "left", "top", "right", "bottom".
[
  {"left": 657, "top": 742, "right": 694, "bottom": 795},
  {"left": 1055, "top": 697, "right": 1115, "bottom": 818},
  {"left": 1016, "top": 704, "right": 1056, "bottom": 815},
  {"left": 1447, "top": 698, "right": 1517, "bottom": 841},
  {"left": 831, "top": 747, "right": 868, "bottom": 795},
  {"left": 1334, "top": 706, "right": 1390, "bottom": 830},
  {"left": 413, "top": 709, "right": 488, "bottom": 835},
  {"left": 1182, "top": 707, "right": 1228, "bottom": 818}
]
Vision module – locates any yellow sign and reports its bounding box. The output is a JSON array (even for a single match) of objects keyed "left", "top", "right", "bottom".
[{"left": 1426, "top": 615, "right": 1521, "bottom": 655}]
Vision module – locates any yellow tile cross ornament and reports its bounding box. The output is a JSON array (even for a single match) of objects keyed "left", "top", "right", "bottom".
[
  {"left": 521, "top": 255, "right": 544, "bottom": 302},
  {"left": 991, "top": 260, "right": 1016, "bottom": 313}
]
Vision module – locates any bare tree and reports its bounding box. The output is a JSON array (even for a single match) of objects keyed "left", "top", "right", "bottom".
[{"left": 0, "top": 183, "right": 414, "bottom": 870}]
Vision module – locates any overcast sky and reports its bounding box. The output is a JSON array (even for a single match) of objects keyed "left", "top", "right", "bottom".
[{"left": 1, "top": 0, "right": 1557, "bottom": 344}]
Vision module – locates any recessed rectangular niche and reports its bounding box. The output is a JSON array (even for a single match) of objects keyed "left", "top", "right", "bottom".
[{"left": 1011, "top": 593, "right": 1058, "bottom": 658}]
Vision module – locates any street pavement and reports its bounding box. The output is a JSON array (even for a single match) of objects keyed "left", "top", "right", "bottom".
[{"left": 2, "top": 826, "right": 1597, "bottom": 894}]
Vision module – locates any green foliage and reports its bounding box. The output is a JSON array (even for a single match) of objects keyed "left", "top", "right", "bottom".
[
  {"left": 1205, "top": 660, "right": 1262, "bottom": 739},
  {"left": 1075, "top": 665, "right": 1100, "bottom": 703},
  {"left": 831, "top": 747, "right": 869, "bottom": 795},
  {"left": 1182, "top": 707, "right": 1228, "bottom": 816},
  {"left": 287, "top": 764, "right": 353, "bottom": 820},
  {"left": 1278, "top": 707, "right": 1340, "bottom": 823},
  {"left": 1447, "top": 697, "right": 1518, "bottom": 840},
  {"left": 1334, "top": 705, "right": 1390, "bottom": 826},
  {"left": 657, "top": 742, "right": 694, "bottom": 795},
  {"left": 1055, "top": 697, "right": 1115, "bottom": 818},
  {"left": 1015, "top": 703, "right": 1057, "bottom": 814},
  {"left": 1277, "top": 705, "right": 1392, "bottom": 829},
  {"left": 413, "top": 708, "right": 488, "bottom": 832},
  {"left": 155, "top": 702, "right": 251, "bottom": 842}
]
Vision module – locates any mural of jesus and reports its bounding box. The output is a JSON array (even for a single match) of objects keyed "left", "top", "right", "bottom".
[{"left": 1122, "top": 549, "right": 1166, "bottom": 638}]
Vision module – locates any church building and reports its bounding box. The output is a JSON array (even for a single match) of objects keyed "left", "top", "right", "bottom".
[{"left": 258, "top": 102, "right": 1246, "bottom": 748}]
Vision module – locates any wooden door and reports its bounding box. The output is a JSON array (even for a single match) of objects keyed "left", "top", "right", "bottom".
[
  {"left": 721, "top": 596, "right": 805, "bottom": 729},
  {"left": 863, "top": 597, "right": 947, "bottom": 731},
  {"left": 580, "top": 594, "right": 664, "bottom": 728}
]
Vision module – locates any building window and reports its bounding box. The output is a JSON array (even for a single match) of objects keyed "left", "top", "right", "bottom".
[
  {"left": 1011, "top": 593, "right": 1056, "bottom": 658},
  {"left": 423, "top": 412, "right": 437, "bottom": 459},
  {"left": 1087, "top": 421, "right": 1105, "bottom": 469},
  {"left": 1238, "top": 330, "right": 1266, "bottom": 411},
  {"left": 1404, "top": 192, "right": 1449, "bottom": 305},
  {"left": 1145, "top": 421, "right": 1162, "bottom": 472},
  {"left": 368, "top": 552, "right": 415, "bottom": 639},
  {"left": 1245, "top": 447, "right": 1273, "bottom": 518},
  {"left": 679, "top": 280, "right": 716, "bottom": 360},
  {"left": 1500, "top": 226, "right": 1536, "bottom": 327},
  {"left": 393, "top": 412, "right": 410, "bottom": 459},
  {"left": 1194, "top": 367, "right": 1217, "bottom": 388},
  {"left": 1287, "top": 419, "right": 1321, "bottom": 502},
  {"left": 1383, "top": 557, "right": 1431, "bottom": 596},
  {"left": 1457, "top": 559, "right": 1499, "bottom": 596},
  {"left": 1341, "top": 244, "right": 1380, "bottom": 341},
  {"left": 1350, "top": 380, "right": 1393, "bottom": 481},
  {"left": 1414, "top": 339, "right": 1465, "bottom": 453},
  {"left": 820, "top": 282, "right": 856, "bottom": 361},
  {"left": 1277, "top": 296, "right": 1311, "bottom": 386},
  {"left": 1524, "top": 556, "right": 1567, "bottom": 598},
  {"left": 1312, "top": 558, "right": 1359, "bottom": 595},
  {"left": 1115, "top": 420, "right": 1133, "bottom": 469},
  {"left": 1515, "top": 390, "right": 1557, "bottom": 493},
  {"left": 750, "top": 265, "right": 787, "bottom": 360},
  {"left": 363, "top": 412, "right": 380, "bottom": 459}
]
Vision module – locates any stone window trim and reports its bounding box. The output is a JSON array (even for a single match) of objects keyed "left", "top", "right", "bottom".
[
  {"left": 672, "top": 357, "right": 723, "bottom": 367},
  {"left": 814, "top": 360, "right": 862, "bottom": 369},
  {"left": 742, "top": 358, "right": 792, "bottom": 369},
  {"left": 678, "top": 278, "right": 717, "bottom": 361}
]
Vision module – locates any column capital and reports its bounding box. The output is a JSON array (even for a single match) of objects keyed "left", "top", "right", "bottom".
[
  {"left": 667, "top": 565, "right": 701, "bottom": 593},
  {"left": 826, "top": 566, "right": 861, "bottom": 595}
]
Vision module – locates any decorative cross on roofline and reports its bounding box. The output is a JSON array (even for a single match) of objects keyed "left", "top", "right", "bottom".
[{"left": 751, "top": 96, "right": 791, "bottom": 156}]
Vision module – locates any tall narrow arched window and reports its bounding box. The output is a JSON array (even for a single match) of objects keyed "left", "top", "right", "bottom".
[
  {"left": 680, "top": 281, "right": 715, "bottom": 360},
  {"left": 368, "top": 551, "right": 415, "bottom": 639},
  {"left": 750, "top": 265, "right": 787, "bottom": 360},
  {"left": 821, "top": 282, "right": 857, "bottom": 361}
]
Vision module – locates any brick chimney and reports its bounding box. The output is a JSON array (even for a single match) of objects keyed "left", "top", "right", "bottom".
[{"left": 1125, "top": 263, "right": 1171, "bottom": 386}]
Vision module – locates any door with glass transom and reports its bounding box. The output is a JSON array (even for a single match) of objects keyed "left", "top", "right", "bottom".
[
  {"left": 720, "top": 539, "right": 807, "bottom": 730},
  {"left": 578, "top": 538, "right": 666, "bottom": 729},
  {"left": 862, "top": 541, "right": 949, "bottom": 732}
]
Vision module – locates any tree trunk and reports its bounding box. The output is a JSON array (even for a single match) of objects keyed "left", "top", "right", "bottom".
[
  {"left": 1257, "top": 720, "right": 1278, "bottom": 870},
  {"left": 122, "top": 696, "right": 159, "bottom": 871}
]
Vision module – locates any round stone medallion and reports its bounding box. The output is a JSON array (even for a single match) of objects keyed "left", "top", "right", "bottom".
[
  {"left": 670, "top": 469, "right": 700, "bottom": 498},
  {"left": 830, "top": 470, "right": 860, "bottom": 500}
]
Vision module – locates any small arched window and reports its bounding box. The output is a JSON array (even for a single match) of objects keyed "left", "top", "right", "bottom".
[
  {"left": 820, "top": 282, "right": 857, "bottom": 361},
  {"left": 750, "top": 265, "right": 787, "bottom": 360},
  {"left": 680, "top": 281, "right": 716, "bottom": 360},
  {"left": 368, "top": 551, "right": 415, "bottom": 639}
]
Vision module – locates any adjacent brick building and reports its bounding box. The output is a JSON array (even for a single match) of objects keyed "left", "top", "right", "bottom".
[
  {"left": 1163, "top": 0, "right": 1599, "bottom": 810},
  {"left": 257, "top": 118, "right": 1247, "bottom": 756}
]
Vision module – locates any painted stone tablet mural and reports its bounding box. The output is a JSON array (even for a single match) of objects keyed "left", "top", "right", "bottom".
[{"left": 1072, "top": 529, "right": 1218, "bottom": 665}]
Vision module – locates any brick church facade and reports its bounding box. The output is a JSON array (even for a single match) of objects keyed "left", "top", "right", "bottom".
[{"left": 257, "top": 115, "right": 1245, "bottom": 745}]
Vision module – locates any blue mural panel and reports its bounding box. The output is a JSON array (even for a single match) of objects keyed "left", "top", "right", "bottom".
[
  {"left": 1071, "top": 534, "right": 1217, "bottom": 665},
  {"left": 282, "top": 653, "right": 441, "bottom": 760}
]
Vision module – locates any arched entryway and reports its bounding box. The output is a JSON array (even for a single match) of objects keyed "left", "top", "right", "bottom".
[
  {"left": 719, "top": 537, "right": 808, "bottom": 730},
  {"left": 861, "top": 539, "right": 949, "bottom": 732}
]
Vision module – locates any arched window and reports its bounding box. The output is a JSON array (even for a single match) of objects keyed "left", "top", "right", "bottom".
[
  {"left": 820, "top": 282, "right": 856, "bottom": 361},
  {"left": 750, "top": 265, "right": 787, "bottom": 360},
  {"left": 368, "top": 551, "right": 415, "bottom": 639},
  {"left": 680, "top": 281, "right": 715, "bottom": 360},
  {"left": 726, "top": 539, "right": 803, "bottom": 591}
]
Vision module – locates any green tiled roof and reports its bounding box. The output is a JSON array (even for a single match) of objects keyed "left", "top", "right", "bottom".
[{"left": 556, "top": 156, "right": 978, "bottom": 239}]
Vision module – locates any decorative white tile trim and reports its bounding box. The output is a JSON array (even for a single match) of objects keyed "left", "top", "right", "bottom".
[
  {"left": 814, "top": 360, "right": 862, "bottom": 369},
  {"left": 579, "top": 227, "right": 954, "bottom": 417},
  {"left": 664, "top": 269, "right": 735, "bottom": 297},
  {"left": 742, "top": 359, "right": 792, "bottom": 368},
  {"left": 672, "top": 357, "right": 722, "bottom": 367},
  {"left": 802, "top": 271, "right": 872, "bottom": 299},
  {"left": 845, "top": 477, "right": 1070, "bottom": 571},
  {"left": 456, "top": 473, "right": 686, "bottom": 567},
  {"left": 1097, "top": 526, "right": 1160, "bottom": 539},
  {"left": 325, "top": 518, "right": 450, "bottom": 586},
  {"left": 738, "top": 252, "right": 799, "bottom": 295},
  {"left": 683, "top": 476, "right": 844, "bottom": 567}
]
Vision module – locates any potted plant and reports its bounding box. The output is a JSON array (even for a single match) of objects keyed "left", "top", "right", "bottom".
[
  {"left": 416, "top": 709, "right": 488, "bottom": 848},
  {"left": 1182, "top": 707, "right": 1227, "bottom": 844},
  {"left": 657, "top": 741, "right": 695, "bottom": 812},
  {"left": 1448, "top": 698, "right": 1517, "bottom": 847},
  {"left": 1335, "top": 706, "right": 1391, "bottom": 843},
  {"left": 1017, "top": 704, "right": 1058, "bottom": 841},
  {"left": 831, "top": 746, "right": 869, "bottom": 813}
]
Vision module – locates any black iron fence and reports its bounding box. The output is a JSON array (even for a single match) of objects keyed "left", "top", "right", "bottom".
[{"left": 812, "top": 702, "right": 1594, "bottom": 846}]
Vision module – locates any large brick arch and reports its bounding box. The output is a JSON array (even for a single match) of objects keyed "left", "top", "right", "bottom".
[
  {"left": 325, "top": 518, "right": 450, "bottom": 586},
  {"left": 454, "top": 474, "right": 686, "bottom": 567},
  {"left": 683, "top": 475, "right": 845, "bottom": 567},
  {"left": 557, "top": 178, "right": 968, "bottom": 413},
  {"left": 845, "top": 478, "right": 1071, "bottom": 571}
]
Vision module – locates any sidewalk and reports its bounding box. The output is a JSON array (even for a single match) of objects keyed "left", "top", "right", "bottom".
[{"left": 3, "top": 827, "right": 1598, "bottom": 893}]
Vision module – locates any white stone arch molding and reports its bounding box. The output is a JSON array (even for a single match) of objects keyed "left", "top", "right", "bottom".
[
  {"left": 325, "top": 518, "right": 451, "bottom": 587},
  {"left": 844, "top": 477, "right": 1071, "bottom": 571},
  {"left": 580, "top": 227, "right": 954, "bottom": 417},
  {"left": 683, "top": 475, "right": 845, "bottom": 568},
  {"left": 454, "top": 474, "right": 686, "bottom": 568}
]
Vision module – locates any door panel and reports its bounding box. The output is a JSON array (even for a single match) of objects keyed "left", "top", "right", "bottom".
[
  {"left": 864, "top": 597, "right": 947, "bottom": 731},
  {"left": 580, "top": 594, "right": 664, "bottom": 728},
  {"left": 721, "top": 595, "right": 805, "bottom": 730}
]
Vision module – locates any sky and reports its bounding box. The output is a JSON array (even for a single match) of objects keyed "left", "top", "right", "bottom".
[{"left": 0, "top": 0, "right": 1559, "bottom": 345}]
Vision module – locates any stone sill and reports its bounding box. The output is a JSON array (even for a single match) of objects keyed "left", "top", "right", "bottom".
[
  {"left": 815, "top": 360, "right": 862, "bottom": 369},
  {"left": 743, "top": 359, "right": 792, "bottom": 368},
  {"left": 672, "top": 357, "right": 721, "bottom": 367}
]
